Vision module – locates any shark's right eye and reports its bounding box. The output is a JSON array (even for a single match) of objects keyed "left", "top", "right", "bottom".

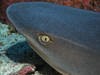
[{"left": 39, "top": 35, "right": 51, "bottom": 45}]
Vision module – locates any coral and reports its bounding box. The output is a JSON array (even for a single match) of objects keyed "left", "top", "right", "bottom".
[
  {"left": 13, "top": 65, "right": 36, "bottom": 75},
  {"left": 0, "top": 23, "right": 61, "bottom": 75}
]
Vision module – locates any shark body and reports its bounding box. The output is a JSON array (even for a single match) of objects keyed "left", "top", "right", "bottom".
[{"left": 6, "top": 2, "right": 100, "bottom": 75}]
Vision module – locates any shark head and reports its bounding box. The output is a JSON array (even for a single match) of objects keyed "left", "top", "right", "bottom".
[{"left": 6, "top": 2, "right": 100, "bottom": 75}]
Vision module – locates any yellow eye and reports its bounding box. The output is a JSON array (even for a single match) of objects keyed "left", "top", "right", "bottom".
[{"left": 39, "top": 35, "right": 51, "bottom": 45}]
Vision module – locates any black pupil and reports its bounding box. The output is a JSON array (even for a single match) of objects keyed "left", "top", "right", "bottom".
[{"left": 45, "top": 38, "right": 47, "bottom": 41}]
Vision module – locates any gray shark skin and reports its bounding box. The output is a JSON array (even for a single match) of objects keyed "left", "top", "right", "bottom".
[{"left": 6, "top": 2, "right": 100, "bottom": 75}]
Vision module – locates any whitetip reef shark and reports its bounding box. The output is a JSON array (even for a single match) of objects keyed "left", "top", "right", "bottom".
[{"left": 6, "top": 2, "right": 100, "bottom": 75}]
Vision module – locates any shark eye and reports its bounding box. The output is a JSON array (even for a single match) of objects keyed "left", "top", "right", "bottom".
[{"left": 39, "top": 35, "right": 51, "bottom": 45}]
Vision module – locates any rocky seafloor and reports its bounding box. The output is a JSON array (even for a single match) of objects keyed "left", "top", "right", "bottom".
[{"left": 0, "top": 23, "right": 61, "bottom": 75}]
